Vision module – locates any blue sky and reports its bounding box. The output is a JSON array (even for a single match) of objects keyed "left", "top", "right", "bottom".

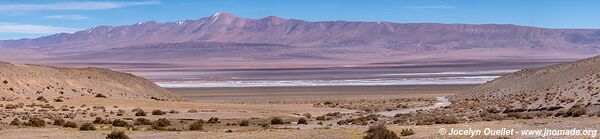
[{"left": 0, "top": 0, "right": 598, "bottom": 40}]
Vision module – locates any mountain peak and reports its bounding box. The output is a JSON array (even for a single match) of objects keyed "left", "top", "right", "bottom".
[
  {"left": 206, "top": 11, "right": 239, "bottom": 23},
  {"left": 260, "top": 16, "right": 287, "bottom": 24},
  {"left": 210, "top": 11, "right": 237, "bottom": 18}
]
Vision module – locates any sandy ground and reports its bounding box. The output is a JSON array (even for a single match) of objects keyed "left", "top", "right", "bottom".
[
  {"left": 2, "top": 85, "right": 598, "bottom": 139},
  {"left": 167, "top": 85, "right": 472, "bottom": 103},
  {"left": 2, "top": 117, "right": 599, "bottom": 139}
]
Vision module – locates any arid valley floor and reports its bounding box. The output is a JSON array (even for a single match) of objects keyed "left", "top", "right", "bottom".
[
  {"left": 0, "top": 83, "right": 599, "bottom": 139},
  {"left": 3, "top": 2, "right": 600, "bottom": 138}
]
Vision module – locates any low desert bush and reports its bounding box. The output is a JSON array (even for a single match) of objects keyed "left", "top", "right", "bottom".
[
  {"left": 207, "top": 117, "right": 219, "bottom": 124},
  {"left": 5, "top": 104, "right": 19, "bottom": 109},
  {"left": 400, "top": 128, "right": 415, "bottom": 136},
  {"left": 363, "top": 123, "right": 399, "bottom": 139},
  {"left": 239, "top": 120, "right": 249, "bottom": 126},
  {"left": 79, "top": 123, "right": 96, "bottom": 131},
  {"left": 112, "top": 119, "right": 129, "bottom": 127},
  {"left": 507, "top": 112, "right": 535, "bottom": 119},
  {"left": 93, "top": 117, "right": 110, "bottom": 124},
  {"left": 95, "top": 94, "right": 107, "bottom": 98},
  {"left": 303, "top": 113, "right": 312, "bottom": 118},
  {"left": 315, "top": 115, "right": 326, "bottom": 121},
  {"left": 189, "top": 121, "right": 203, "bottom": 131},
  {"left": 63, "top": 121, "right": 77, "bottom": 128},
  {"left": 152, "top": 110, "right": 166, "bottom": 115},
  {"left": 27, "top": 117, "right": 46, "bottom": 127},
  {"left": 153, "top": 118, "right": 171, "bottom": 128},
  {"left": 297, "top": 118, "right": 308, "bottom": 125},
  {"left": 152, "top": 118, "right": 174, "bottom": 131},
  {"left": 439, "top": 115, "right": 459, "bottom": 124},
  {"left": 271, "top": 117, "right": 285, "bottom": 125},
  {"left": 415, "top": 116, "right": 436, "bottom": 125},
  {"left": 555, "top": 110, "right": 568, "bottom": 117},
  {"left": 106, "top": 131, "right": 129, "bottom": 139},
  {"left": 131, "top": 108, "right": 143, "bottom": 112},
  {"left": 338, "top": 114, "right": 379, "bottom": 125},
  {"left": 260, "top": 123, "right": 270, "bottom": 128},
  {"left": 53, "top": 118, "right": 65, "bottom": 126},
  {"left": 135, "top": 110, "right": 147, "bottom": 116},
  {"left": 134, "top": 118, "right": 152, "bottom": 125},
  {"left": 36, "top": 96, "right": 47, "bottom": 101},
  {"left": 188, "top": 109, "right": 198, "bottom": 113},
  {"left": 10, "top": 118, "right": 20, "bottom": 126},
  {"left": 566, "top": 107, "right": 586, "bottom": 117}
]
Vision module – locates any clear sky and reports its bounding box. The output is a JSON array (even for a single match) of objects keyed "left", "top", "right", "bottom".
[{"left": 0, "top": 0, "right": 598, "bottom": 40}]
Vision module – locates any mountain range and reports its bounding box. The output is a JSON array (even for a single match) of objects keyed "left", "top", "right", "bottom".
[{"left": 1, "top": 12, "right": 600, "bottom": 70}]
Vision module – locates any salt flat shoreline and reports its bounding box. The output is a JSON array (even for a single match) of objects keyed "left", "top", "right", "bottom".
[{"left": 167, "top": 85, "right": 476, "bottom": 102}]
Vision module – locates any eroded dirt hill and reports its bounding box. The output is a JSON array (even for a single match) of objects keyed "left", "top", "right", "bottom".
[
  {"left": 457, "top": 55, "right": 600, "bottom": 110},
  {"left": 0, "top": 61, "right": 179, "bottom": 101}
]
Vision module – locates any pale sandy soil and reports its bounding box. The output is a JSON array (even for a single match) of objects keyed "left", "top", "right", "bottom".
[
  {"left": 168, "top": 85, "right": 470, "bottom": 103},
  {"left": 0, "top": 97, "right": 354, "bottom": 122},
  {"left": 2, "top": 85, "right": 597, "bottom": 139},
  {"left": 2, "top": 117, "right": 599, "bottom": 139}
]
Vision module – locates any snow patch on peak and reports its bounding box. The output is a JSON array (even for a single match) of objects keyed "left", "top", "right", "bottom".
[
  {"left": 213, "top": 11, "right": 222, "bottom": 17},
  {"left": 209, "top": 11, "right": 233, "bottom": 23},
  {"left": 211, "top": 12, "right": 223, "bottom": 22},
  {"left": 176, "top": 21, "right": 185, "bottom": 25},
  {"left": 87, "top": 27, "right": 95, "bottom": 33}
]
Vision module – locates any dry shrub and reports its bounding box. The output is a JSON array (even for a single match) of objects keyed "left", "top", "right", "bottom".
[
  {"left": 363, "top": 123, "right": 399, "bottom": 139},
  {"left": 27, "top": 117, "right": 46, "bottom": 127},
  {"left": 152, "top": 110, "right": 166, "bottom": 115},
  {"left": 152, "top": 118, "right": 171, "bottom": 130},
  {"left": 106, "top": 131, "right": 129, "bottom": 139},
  {"left": 135, "top": 110, "right": 146, "bottom": 116},
  {"left": 566, "top": 107, "right": 586, "bottom": 117},
  {"left": 189, "top": 121, "right": 203, "bottom": 131},
  {"left": 207, "top": 117, "right": 219, "bottom": 124},
  {"left": 400, "top": 128, "right": 415, "bottom": 136},
  {"left": 10, "top": 118, "right": 20, "bottom": 126},
  {"left": 53, "top": 118, "right": 65, "bottom": 125},
  {"left": 270, "top": 117, "right": 285, "bottom": 125},
  {"left": 79, "top": 123, "right": 96, "bottom": 131},
  {"left": 95, "top": 94, "right": 107, "bottom": 98},
  {"left": 112, "top": 119, "right": 129, "bottom": 127},
  {"left": 439, "top": 115, "right": 459, "bottom": 124},
  {"left": 134, "top": 118, "right": 152, "bottom": 125},
  {"left": 239, "top": 120, "right": 249, "bottom": 126},
  {"left": 188, "top": 109, "right": 198, "bottom": 113},
  {"left": 63, "top": 121, "right": 77, "bottom": 128},
  {"left": 93, "top": 117, "right": 110, "bottom": 124},
  {"left": 297, "top": 118, "right": 308, "bottom": 125}
]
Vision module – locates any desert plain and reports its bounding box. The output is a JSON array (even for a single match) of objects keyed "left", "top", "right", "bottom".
[{"left": 0, "top": 83, "right": 598, "bottom": 139}]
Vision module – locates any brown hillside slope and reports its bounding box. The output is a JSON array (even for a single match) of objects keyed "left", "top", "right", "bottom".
[
  {"left": 456, "top": 55, "right": 600, "bottom": 110},
  {"left": 0, "top": 61, "right": 179, "bottom": 100}
]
